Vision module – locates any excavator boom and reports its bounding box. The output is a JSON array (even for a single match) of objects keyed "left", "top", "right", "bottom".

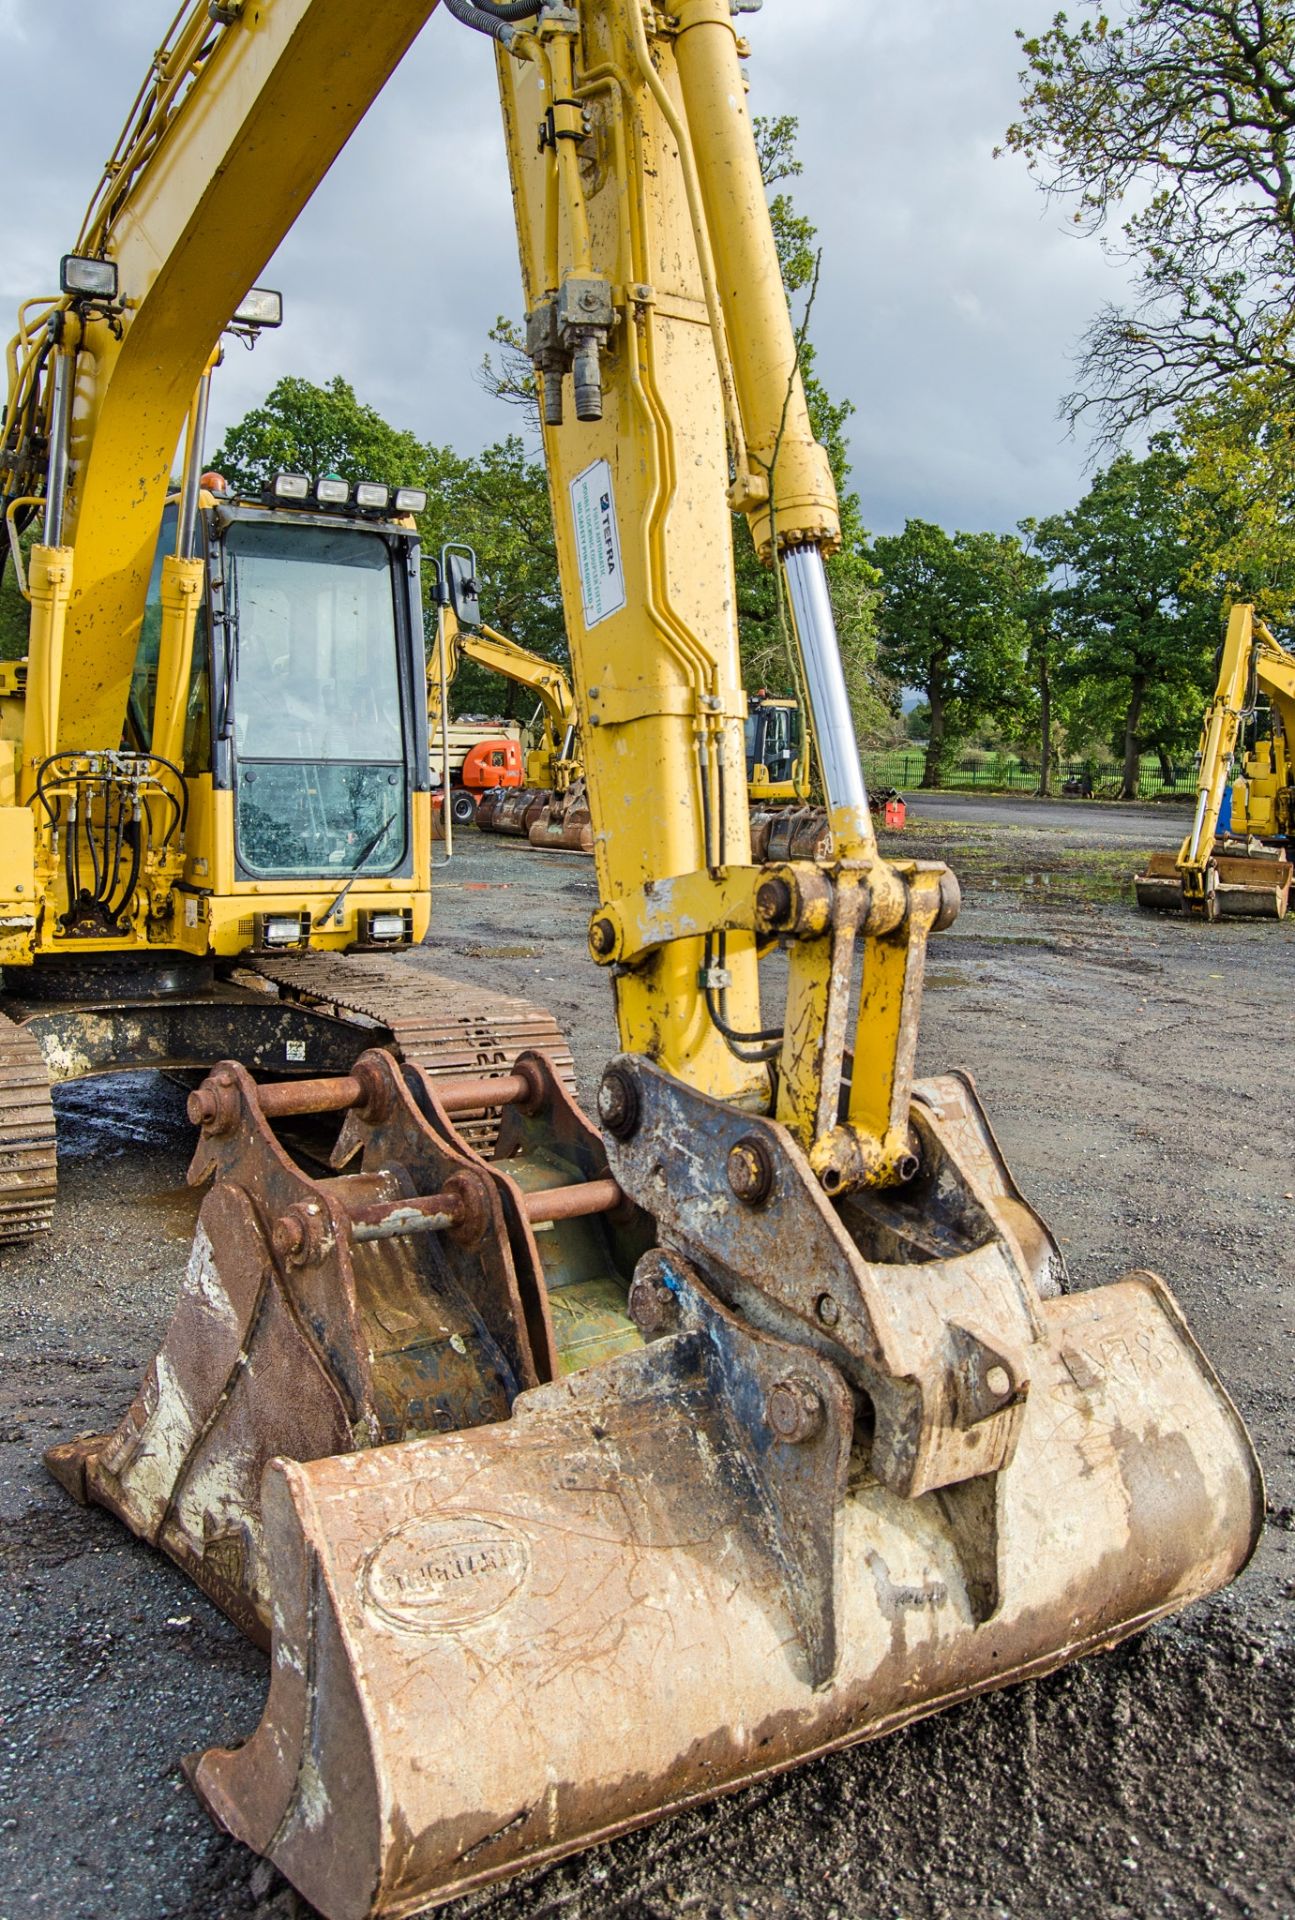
[{"left": 41, "top": 0, "right": 441, "bottom": 751}]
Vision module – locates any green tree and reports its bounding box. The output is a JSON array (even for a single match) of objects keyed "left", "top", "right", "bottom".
[
  {"left": 1004, "top": 2, "right": 1295, "bottom": 442},
  {"left": 433, "top": 436, "right": 566, "bottom": 717},
  {"left": 1174, "top": 367, "right": 1295, "bottom": 622},
  {"left": 871, "top": 520, "right": 1038, "bottom": 787},
  {"left": 1016, "top": 522, "right": 1075, "bottom": 795},
  {"left": 0, "top": 519, "right": 36, "bottom": 662},
  {"left": 211, "top": 375, "right": 439, "bottom": 494},
  {"left": 210, "top": 378, "right": 566, "bottom": 720},
  {"left": 1032, "top": 447, "right": 1215, "bottom": 795}
]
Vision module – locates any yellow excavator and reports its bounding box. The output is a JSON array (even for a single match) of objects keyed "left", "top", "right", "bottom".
[
  {"left": 426, "top": 549, "right": 593, "bottom": 846},
  {"left": 428, "top": 548, "right": 580, "bottom": 795},
  {"left": 431, "top": 557, "right": 816, "bottom": 853},
  {"left": 1135, "top": 602, "right": 1293, "bottom": 920},
  {"left": 43, "top": 6, "right": 1260, "bottom": 1918},
  {"left": 0, "top": 25, "right": 572, "bottom": 1236},
  {"left": 745, "top": 688, "right": 812, "bottom": 803}
]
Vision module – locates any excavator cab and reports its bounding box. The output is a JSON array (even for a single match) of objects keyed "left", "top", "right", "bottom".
[
  {"left": 123, "top": 480, "right": 432, "bottom": 951},
  {"left": 745, "top": 691, "right": 802, "bottom": 796}
]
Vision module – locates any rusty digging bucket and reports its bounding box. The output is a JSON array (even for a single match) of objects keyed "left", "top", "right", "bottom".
[
  {"left": 47, "top": 1050, "right": 1262, "bottom": 1920},
  {"left": 748, "top": 802, "right": 831, "bottom": 863},
  {"left": 529, "top": 781, "right": 594, "bottom": 854},
  {"left": 474, "top": 786, "right": 549, "bottom": 839},
  {"left": 1136, "top": 843, "right": 1293, "bottom": 918}
]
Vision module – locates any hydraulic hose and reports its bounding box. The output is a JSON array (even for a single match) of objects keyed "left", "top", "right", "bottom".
[{"left": 442, "top": 0, "right": 537, "bottom": 42}]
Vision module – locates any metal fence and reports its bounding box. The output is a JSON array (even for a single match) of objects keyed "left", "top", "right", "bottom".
[{"left": 862, "top": 751, "right": 1196, "bottom": 799}]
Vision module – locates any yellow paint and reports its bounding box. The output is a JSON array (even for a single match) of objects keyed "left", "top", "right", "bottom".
[
  {"left": 19, "top": 544, "right": 73, "bottom": 801},
  {"left": 1173, "top": 604, "right": 1295, "bottom": 907},
  {"left": 151, "top": 556, "right": 204, "bottom": 770},
  {"left": 430, "top": 611, "right": 580, "bottom": 791}
]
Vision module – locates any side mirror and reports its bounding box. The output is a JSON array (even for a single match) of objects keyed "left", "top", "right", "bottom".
[{"left": 444, "top": 547, "right": 482, "bottom": 628}]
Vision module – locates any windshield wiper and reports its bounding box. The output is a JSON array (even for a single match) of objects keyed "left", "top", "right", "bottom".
[
  {"left": 218, "top": 559, "right": 240, "bottom": 742},
  {"left": 313, "top": 810, "right": 397, "bottom": 927}
]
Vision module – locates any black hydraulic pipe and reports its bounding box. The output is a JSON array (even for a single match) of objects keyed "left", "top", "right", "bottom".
[{"left": 442, "top": 0, "right": 537, "bottom": 41}]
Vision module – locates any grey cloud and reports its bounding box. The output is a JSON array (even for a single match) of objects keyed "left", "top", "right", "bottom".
[{"left": 1, "top": 1, "right": 1133, "bottom": 537}]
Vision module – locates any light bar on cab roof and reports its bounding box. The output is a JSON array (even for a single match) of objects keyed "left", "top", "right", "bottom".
[
  {"left": 394, "top": 487, "right": 428, "bottom": 514},
  {"left": 271, "top": 471, "right": 310, "bottom": 501},
  {"left": 316, "top": 477, "right": 350, "bottom": 506},
  {"left": 354, "top": 482, "right": 391, "bottom": 512}
]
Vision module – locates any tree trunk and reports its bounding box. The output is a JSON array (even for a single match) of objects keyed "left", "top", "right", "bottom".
[
  {"left": 1121, "top": 674, "right": 1146, "bottom": 800},
  {"left": 922, "top": 675, "right": 946, "bottom": 789},
  {"left": 1037, "top": 654, "right": 1052, "bottom": 797}
]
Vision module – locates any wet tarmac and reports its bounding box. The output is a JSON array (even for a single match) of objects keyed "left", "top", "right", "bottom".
[{"left": 1, "top": 821, "right": 1291, "bottom": 1920}]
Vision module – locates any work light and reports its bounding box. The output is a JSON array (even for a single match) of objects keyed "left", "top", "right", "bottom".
[
  {"left": 261, "top": 915, "right": 305, "bottom": 946},
  {"left": 60, "top": 254, "right": 118, "bottom": 299},
  {"left": 354, "top": 482, "right": 390, "bottom": 511},
  {"left": 271, "top": 471, "right": 310, "bottom": 502},
  {"left": 316, "top": 477, "right": 350, "bottom": 506},
  {"left": 394, "top": 487, "right": 428, "bottom": 514},
  {"left": 233, "top": 287, "right": 283, "bottom": 328}
]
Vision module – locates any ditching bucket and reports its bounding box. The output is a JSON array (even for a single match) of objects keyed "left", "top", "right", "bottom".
[
  {"left": 191, "top": 1255, "right": 1260, "bottom": 1920},
  {"left": 46, "top": 1047, "right": 650, "bottom": 1642},
  {"left": 475, "top": 786, "right": 548, "bottom": 838},
  {"left": 49, "top": 1048, "right": 1261, "bottom": 1920},
  {"left": 1133, "top": 849, "right": 1188, "bottom": 913},
  {"left": 528, "top": 783, "right": 594, "bottom": 854},
  {"left": 1135, "top": 845, "right": 1292, "bottom": 918}
]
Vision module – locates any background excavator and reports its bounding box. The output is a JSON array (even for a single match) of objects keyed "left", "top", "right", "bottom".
[
  {"left": 430, "top": 550, "right": 823, "bottom": 853},
  {"left": 425, "top": 548, "right": 592, "bottom": 845},
  {"left": 1136, "top": 602, "right": 1294, "bottom": 920},
  {"left": 432, "top": 548, "right": 826, "bottom": 855},
  {"left": 41, "top": 5, "right": 1260, "bottom": 1919},
  {"left": 0, "top": 15, "right": 572, "bottom": 1236}
]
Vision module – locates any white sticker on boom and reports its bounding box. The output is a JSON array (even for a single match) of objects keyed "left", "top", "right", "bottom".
[{"left": 569, "top": 460, "right": 626, "bottom": 628}]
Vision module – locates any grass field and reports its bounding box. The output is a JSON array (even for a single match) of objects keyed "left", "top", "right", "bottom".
[{"left": 865, "top": 746, "right": 1194, "bottom": 799}]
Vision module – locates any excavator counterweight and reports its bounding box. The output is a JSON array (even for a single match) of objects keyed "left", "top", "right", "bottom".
[{"left": 36, "top": 3, "right": 1262, "bottom": 1915}]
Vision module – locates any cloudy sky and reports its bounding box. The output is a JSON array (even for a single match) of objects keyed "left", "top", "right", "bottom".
[{"left": 0, "top": 0, "right": 1134, "bottom": 538}]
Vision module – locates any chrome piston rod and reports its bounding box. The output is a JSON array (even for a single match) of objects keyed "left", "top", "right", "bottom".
[{"left": 782, "top": 543, "right": 870, "bottom": 845}]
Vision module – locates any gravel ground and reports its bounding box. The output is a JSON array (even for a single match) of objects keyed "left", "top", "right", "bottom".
[{"left": 1, "top": 802, "right": 1291, "bottom": 1920}]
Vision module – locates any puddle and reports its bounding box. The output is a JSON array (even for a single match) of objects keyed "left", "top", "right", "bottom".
[
  {"left": 52, "top": 1072, "right": 192, "bottom": 1163},
  {"left": 133, "top": 1185, "right": 203, "bottom": 1240},
  {"left": 456, "top": 943, "right": 544, "bottom": 959},
  {"left": 924, "top": 968, "right": 971, "bottom": 990}
]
